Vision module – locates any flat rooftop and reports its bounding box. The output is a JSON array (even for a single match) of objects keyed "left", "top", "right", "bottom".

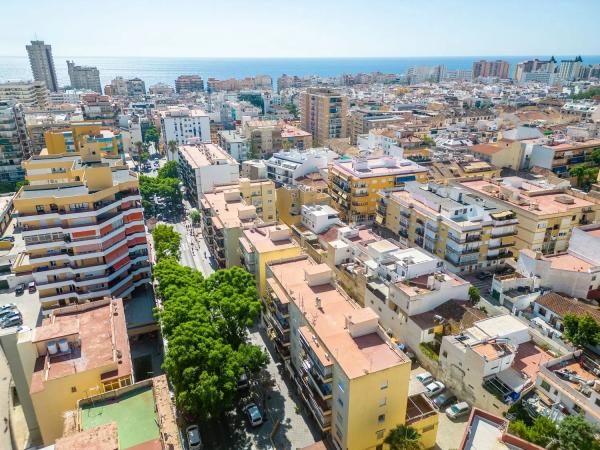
[
  {"left": 242, "top": 224, "right": 299, "bottom": 254},
  {"left": 56, "top": 422, "right": 119, "bottom": 450},
  {"left": 203, "top": 189, "right": 258, "bottom": 229},
  {"left": 460, "top": 179, "right": 596, "bottom": 216},
  {"left": 80, "top": 385, "right": 159, "bottom": 449},
  {"left": 332, "top": 156, "right": 427, "bottom": 179},
  {"left": 462, "top": 413, "right": 509, "bottom": 450},
  {"left": 30, "top": 299, "right": 131, "bottom": 394},
  {"left": 268, "top": 256, "right": 408, "bottom": 379},
  {"left": 179, "top": 143, "right": 237, "bottom": 169}
]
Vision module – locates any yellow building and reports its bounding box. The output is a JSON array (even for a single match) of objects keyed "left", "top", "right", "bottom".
[
  {"left": 329, "top": 156, "right": 428, "bottom": 224},
  {"left": 239, "top": 224, "right": 302, "bottom": 298},
  {"left": 43, "top": 121, "right": 123, "bottom": 155},
  {"left": 265, "top": 255, "right": 437, "bottom": 450},
  {"left": 458, "top": 176, "right": 600, "bottom": 254},
  {"left": 300, "top": 88, "right": 349, "bottom": 145},
  {"left": 429, "top": 158, "right": 501, "bottom": 181},
  {"left": 276, "top": 175, "right": 331, "bottom": 228},
  {"left": 15, "top": 298, "right": 132, "bottom": 445},
  {"left": 470, "top": 140, "right": 524, "bottom": 170},
  {"left": 13, "top": 145, "right": 151, "bottom": 308},
  {"left": 376, "top": 181, "right": 518, "bottom": 273},
  {"left": 200, "top": 178, "right": 277, "bottom": 268}
]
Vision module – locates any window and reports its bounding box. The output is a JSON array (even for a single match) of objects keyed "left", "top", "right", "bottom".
[
  {"left": 442, "top": 351, "right": 448, "bottom": 358},
  {"left": 379, "top": 397, "right": 387, "bottom": 407},
  {"left": 337, "top": 382, "right": 345, "bottom": 394},
  {"left": 71, "top": 386, "right": 77, "bottom": 393},
  {"left": 422, "top": 424, "right": 435, "bottom": 433},
  {"left": 376, "top": 446, "right": 383, "bottom": 450},
  {"left": 380, "top": 381, "right": 388, "bottom": 390},
  {"left": 337, "top": 398, "right": 344, "bottom": 407},
  {"left": 376, "top": 429, "right": 385, "bottom": 439},
  {"left": 336, "top": 411, "right": 343, "bottom": 423},
  {"left": 378, "top": 414, "right": 385, "bottom": 423},
  {"left": 335, "top": 425, "right": 343, "bottom": 441},
  {"left": 595, "top": 398, "right": 600, "bottom": 408},
  {"left": 573, "top": 404, "right": 582, "bottom": 413},
  {"left": 540, "top": 380, "right": 551, "bottom": 392}
]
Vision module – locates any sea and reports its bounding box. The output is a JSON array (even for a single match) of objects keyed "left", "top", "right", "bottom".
[{"left": 1, "top": 55, "right": 600, "bottom": 88}]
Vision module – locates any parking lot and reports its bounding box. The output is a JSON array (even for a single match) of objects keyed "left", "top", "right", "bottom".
[{"left": 409, "top": 365, "right": 470, "bottom": 449}]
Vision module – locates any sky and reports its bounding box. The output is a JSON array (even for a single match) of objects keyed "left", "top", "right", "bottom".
[{"left": 1, "top": 0, "right": 599, "bottom": 58}]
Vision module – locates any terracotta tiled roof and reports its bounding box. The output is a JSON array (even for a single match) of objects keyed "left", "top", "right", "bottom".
[{"left": 536, "top": 292, "right": 600, "bottom": 323}]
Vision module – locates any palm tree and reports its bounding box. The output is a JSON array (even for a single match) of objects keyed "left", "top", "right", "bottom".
[
  {"left": 167, "top": 140, "right": 178, "bottom": 161},
  {"left": 384, "top": 424, "right": 422, "bottom": 450}
]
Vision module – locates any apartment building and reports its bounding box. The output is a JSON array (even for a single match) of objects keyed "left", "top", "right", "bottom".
[
  {"left": 265, "top": 148, "right": 335, "bottom": 187},
  {"left": 177, "top": 144, "right": 239, "bottom": 206},
  {"left": 13, "top": 298, "right": 132, "bottom": 444},
  {"left": 13, "top": 143, "right": 150, "bottom": 309},
  {"left": 106, "top": 76, "right": 128, "bottom": 96},
  {"left": 0, "top": 100, "right": 31, "bottom": 184},
  {"left": 439, "top": 315, "right": 541, "bottom": 413},
  {"left": 43, "top": 122, "right": 123, "bottom": 155},
  {"left": 329, "top": 156, "right": 428, "bottom": 224},
  {"left": 300, "top": 88, "right": 349, "bottom": 145},
  {"left": 206, "top": 75, "right": 272, "bottom": 92},
  {"left": 66, "top": 60, "right": 102, "bottom": 93},
  {"left": 0, "top": 81, "right": 49, "bottom": 107},
  {"left": 561, "top": 101, "right": 600, "bottom": 122},
  {"left": 472, "top": 60, "right": 510, "bottom": 79},
  {"left": 265, "top": 255, "right": 437, "bottom": 449},
  {"left": 175, "top": 74, "right": 204, "bottom": 93},
  {"left": 239, "top": 224, "right": 302, "bottom": 297},
  {"left": 126, "top": 78, "right": 146, "bottom": 97},
  {"left": 81, "top": 94, "right": 118, "bottom": 126},
  {"left": 200, "top": 179, "right": 276, "bottom": 268},
  {"left": 25, "top": 111, "right": 76, "bottom": 154},
  {"left": 512, "top": 224, "right": 600, "bottom": 300},
  {"left": 533, "top": 350, "right": 600, "bottom": 426},
  {"left": 457, "top": 176, "right": 600, "bottom": 254},
  {"left": 276, "top": 176, "right": 331, "bottom": 228},
  {"left": 349, "top": 110, "right": 407, "bottom": 145},
  {"left": 241, "top": 119, "right": 310, "bottom": 158},
  {"left": 26, "top": 40, "right": 59, "bottom": 92},
  {"left": 528, "top": 138, "right": 600, "bottom": 177},
  {"left": 160, "top": 107, "right": 211, "bottom": 150},
  {"left": 218, "top": 129, "right": 249, "bottom": 161},
  {"left": 377, "top": 182, "right": 518, "bottom": 273}
]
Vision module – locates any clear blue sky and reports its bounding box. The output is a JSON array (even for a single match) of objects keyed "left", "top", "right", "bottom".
[{"left": 2, "top": 0, "right": 599, "bottom": 57}]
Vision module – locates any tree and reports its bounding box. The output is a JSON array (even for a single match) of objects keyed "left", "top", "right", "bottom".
[
  {"left": 139, "top": 174, "right": 182, "bottom": 217},
  {"left": 144, "top": 126, "right": 161, "bottom": 149},
  {"left": 563, "top": 314, "right": 600, "bottom": 348},
  {"left": 569, "top": 164, "right": 598, "bottom": 190},
  {"left": 468, "top": 286, "right": 481, "bottom": 305},
  {"left": 152, "top": 224, "right": 181, "bottom": 261},
  {"left": 167, "top": 140, "right": 178, "bottom": 160},
  {"left": 140, "top": 151, "right": 150, "bottom": 163},
  {"left": 557, "top": 415, "right": 600, "bottom": 450},
  {"left": 284, "top": 103, "right": 298, "bottom": 118},
  {"left": 189, "top": 209, "right": 201, "bottom": 224},
  {"left": 509, "top": 416, "right": 558, "bottom": 447},
  {"left": 158, "top": 160, "right": 179, "bottom": 179},
  {"left": 384, "top": 424, "right": 422, "bottom": 450},
  {"left": 154, "top": 260, "right": 267, "bottom": 420},
  {"left": 247, "top": 140, "right": 259, "bottom": 160},
  {"left": 134, "top": 141, "right": 144, "bottom": 160},
  {"left": 591, "top": 148, "right": 600, "bottom": 166}
]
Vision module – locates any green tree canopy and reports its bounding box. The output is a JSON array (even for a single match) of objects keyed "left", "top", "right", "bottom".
[
  {"left": 143, "top": 126, "right": 161, "bottom": 148},
  {"left": 509, "top": 416, "right": 558, "bottom": 447},
  {"left": 152, "top": 224, "right": 181, "bottom": 261},
  {"left": 557, "top": 414, "right": 600, "bottom": 450},
  {"left": 158, "top": 160, "right": 179, "bottom": 179},
  {"left": 139, "top": 175, "right": 182, "bottom": 217},
  {"left": 154, "top": 259, "right": 267, "bottom": 419},
  {"left": 384, "top": 424, "right": 422, "bottom": 450},
  {"left": 469, "top": 286, "right": 481, "bottom": 305},
  {"left": 189, "top": 209, "right": 201, "bottom": 224},
  {"left": 563, "top": 314, "right": 600, "bottom": 348}
]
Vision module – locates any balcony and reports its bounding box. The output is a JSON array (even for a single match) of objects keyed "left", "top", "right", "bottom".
[
  {"left": 487, "top": 251, "right": 513, "bottom": 261},
  {"left": 400, "top": 210, "right": 411, "bottom": 219},
  {"left": 488, "top": 241, "right": 515, "bottom": 250},
  {"left": 448, "top": 233, "right": 481, "bottom": 244},
  {"left": 491, "top": 230, "right": 518, "bottom": 239}
]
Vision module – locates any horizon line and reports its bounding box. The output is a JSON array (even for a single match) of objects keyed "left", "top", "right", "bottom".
[{"left": 2, "top": 54, "right": 599, "bottom": 59}]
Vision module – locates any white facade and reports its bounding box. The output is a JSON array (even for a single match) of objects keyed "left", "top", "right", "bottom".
[
  {"left": 218, "top": 130, "right": 249, "bottom": 162},
  {"left": 300, "top": 205, "right": 340, "bottom": 234},
  {"left": 160, "top": 108, "right": 211, "bottom": 155},
  {"left": 265, "top": 148, "right": 337, "bottom": 186}
]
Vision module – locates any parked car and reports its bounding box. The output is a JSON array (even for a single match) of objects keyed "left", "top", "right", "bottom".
[
  {"left": 425, "top": 381, "right": 445, "bottom": 398},
  {"left": 0, "top": 308, "right": 18, "bottom": 320},
  {"left": 0, "top": 236, "right": 15, "bottom": 242},
  {"left": 0, "top": 303, "right": 16, "bottom": 311},
  {"left": 237, "top": 372, "right": 250, "bottom": 391},
  {"left": 446, "top": 401, "right": 471, "bottom": 419},
  {"left": 432, "top": 392, "right": 457, "bottom": 409},
  {"left": 477, "top": 272, "right": 493, "bottom": 280},
  {"left": 185, "top": 425, "right": 203, "bottom": 450},
  {"left": 245, "top": 402, "right": 263, "bottom": 427},
  {"left": 28, "top": 281, "right": 36, "bottom": 293},
  {"left": 415, "top": 371, "right": 434, "bottom": 385},
  {"left": 1, "top": 312, "right": 21, "bottom": 326},
  {"left": 15, "top": 284, "right": 25, "bottom": 295},
  {"left": 1, "top": 315, "right": 23, "bottom": 328}
]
